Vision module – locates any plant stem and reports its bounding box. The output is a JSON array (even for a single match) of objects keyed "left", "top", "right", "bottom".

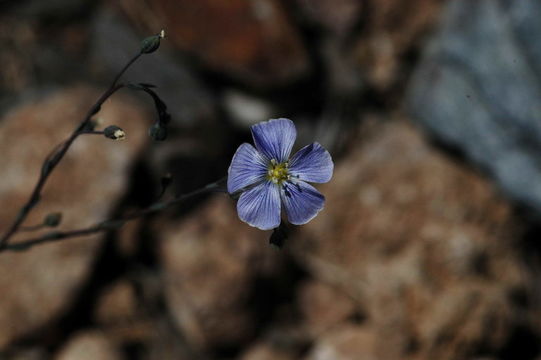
[
  {"left": 1, "top": 180, "right": 223, "bottom": 253},
  {"left": 0, "top": 52, "right": 143, "bottom": 249}
]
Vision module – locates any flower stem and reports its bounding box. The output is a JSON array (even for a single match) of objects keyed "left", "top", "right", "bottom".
[
  {"left": 0, "top": 52, "right": 143, "bottom": 250},
  {"left": 0, "top": 180, "right": 223, "bottom": 253}
]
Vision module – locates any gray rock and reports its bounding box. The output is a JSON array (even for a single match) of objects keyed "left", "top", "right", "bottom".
[{"left": 407, "top": 0, "right": 541, "bottom": 215}]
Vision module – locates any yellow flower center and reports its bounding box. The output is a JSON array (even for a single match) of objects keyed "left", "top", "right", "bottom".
[{"left": 267, "top": 159, "right": 289, "bottom": 184}]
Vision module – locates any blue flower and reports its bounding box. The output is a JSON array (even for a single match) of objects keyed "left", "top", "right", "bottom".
[{"left": 228, "top": 118, "right": 334, "bottom": 230}]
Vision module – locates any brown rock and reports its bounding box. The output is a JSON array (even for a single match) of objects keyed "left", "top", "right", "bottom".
[
  {"left": 95, "top": 280, "right": 137, "bottom": 325},
  {"left": 305, "top": 325, "right": 379, "bottom": 360},
  {"left": 93, "top": 272, "right": 193, "bottom": 358},
  {"left": 240, "top": 342, "right": 296, "bottom": 360},
  {"left": 296, "top": 0, "right": 363, "bottom": 36},
  {"left": 158, "top": 195, "right": 283, "bottom": 350},
  {"left": 114, "top": 217, "right": 143, "bottom": 257},
  {"left": 0, "top": 87, "right": 149, "bottom": 347},
  {"left": 0, "top": 18, "right": 36, "bottom": 93},
  {"left": 298, "top": 281, "right": 357, "bottom": 335},
  {"left": 6, "top": 347, "right": 48, "bottom": 360},
  {"left": 119, "top": 0, "right": 309, "bottom": 87},
  {"left": 54, "top": 331, "right": 121, "bottom": 360},
  {"left": 354, "top": 0, "right": 444, "bottom": 90},
  {"left": 293, "top": 120, "right": 537, "bottom": 360}
]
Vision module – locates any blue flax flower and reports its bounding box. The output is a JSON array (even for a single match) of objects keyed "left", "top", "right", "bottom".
[{"left": 228, "top": 118, "right": 333, "bottom": 230}]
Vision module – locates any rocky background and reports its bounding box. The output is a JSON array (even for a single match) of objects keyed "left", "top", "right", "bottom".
[{"left": 1, "top": 0, "right": 541, "bottom": 359}]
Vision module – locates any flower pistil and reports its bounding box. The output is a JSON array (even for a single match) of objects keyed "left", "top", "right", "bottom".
[{"left": 267, "top": 159, "right": 289, "bottom": 184}]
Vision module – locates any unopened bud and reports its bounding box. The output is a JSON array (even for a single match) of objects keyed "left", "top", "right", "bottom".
[
  {"left": 104, "top": 125, "right": 126, "bottom": 140},
  {"left": 140, "top": 30, "right": 164, "bottom": 54},
  {"left": 44, "top": 212, "right": 62, "bottom": 227},
  {"left": 148, "top": 122, "right": 167, "bottom": 141}
]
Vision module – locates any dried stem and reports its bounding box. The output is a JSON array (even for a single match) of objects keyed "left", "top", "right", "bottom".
[
  {"left": 1, "top": 179, "right": 225, "bottom": 253},
  {"left": 0, "top": 52, "right": 143, "bottom": 249}
]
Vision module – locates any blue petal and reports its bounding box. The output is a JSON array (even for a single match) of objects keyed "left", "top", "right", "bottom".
[
  {"left": 288, "top": 142, "right": 333, "bottom": 183},
  {"left": 251, "top": 118, "right": 296, "bottom": 163},
  {"left": 237, "top": 181, "right": 281, "bottom": 230},
  {"left": 227, "top": 143, "right": 268, "bottom": 194},
  {"left": 281, "top": 181, "right": 325, "bottom": 225}
]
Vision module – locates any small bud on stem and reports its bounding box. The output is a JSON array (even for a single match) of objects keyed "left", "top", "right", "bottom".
[
  {"left": 140, "top": 30, "right": 165, "bottom": 54},
  {"left": 44, "top": 212, "right": 62, "bottom": 227},
  {"left": 103, "top": 125, "right": 126, "bottom": 140},
  {"left": 149, "top": 122, "right": 167, "bottom": 141}
]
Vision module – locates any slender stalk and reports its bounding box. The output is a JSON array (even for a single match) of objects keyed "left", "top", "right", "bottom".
[
  {"left": 1, "top": 180, "right": 223, "bottom": 253},
  {"left": 81, "top": 131, "right": 105, "bottom": 136},
  {"left": 0, "top": 52, "right": 143, "bottom": 249},
  {"left": 111, "top": 53, "right": 141, "bottom": 87}
]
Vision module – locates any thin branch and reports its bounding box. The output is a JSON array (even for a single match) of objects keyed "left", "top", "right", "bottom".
[
  {"left": 111, "top": 53, "right": 141, "bottom": 88},
  {"left": 81, "top": 130, "right": 105, "bottom": 136},
  {"left": 1, "top": 179, "right": 225, "bottom": 253},
  {"left": 0, "top": 51, "right": 143, "bottom": 249}
]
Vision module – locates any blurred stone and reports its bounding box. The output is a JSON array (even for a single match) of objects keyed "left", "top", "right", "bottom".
[
  {"left": 296, "top": 0, "right": 362, "bottom": 36},
  {"left": 142, "top": 318, "right": 200, "bottom": 360},
  {"left": 96, "top": 294, "right": 198, "bottom": 360},
  {"left": 408, "top": 0, "right": 541, "bottom": 217},
  {"left": 5, "top": 347, "right": 48, "bottom": 360},
  {"left": 0, "top": 87, "right": 149, "bottom": 348},
  {"left": 0, "top": 10, "right": 91, "bottom": 102},
  {"left": 305, "top": 325, "right": 378, "bottom": 360},
  {"left": 119, "top": 0, "right": 309, "bottom": 88},
  {"left": 54, "top": 331, "right": 121, "bottom": 360},
  {"left": 158, "top": 195, "right": 283, "bottom": 350},
  {"left": 355, "top": 0, "right": 443, "bottom": 91},
  {"left": 95, "top": 280, "right": 137, "bottom": 325},
  {"left": 0, "top": 18, "right": 37, "bottom": 95},
  {"left": 298, "top": 281, "right": 357, "bottom": 335},
  {"left": 293, "top": 120, "right": 539, "bottom": 360},
  {"left": 223, "top": 89, "right": 274, "bottom": 127},
  {"left": 240, "top": 342, "right": 296, "bottom": 360},
  {"left": 115, "top": 217, "right": 142, "bottom": 257}
]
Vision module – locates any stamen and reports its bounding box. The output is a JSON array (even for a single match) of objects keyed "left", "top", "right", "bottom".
[{"left": 267, "top": 159, "right": 289, "bottom": 185}]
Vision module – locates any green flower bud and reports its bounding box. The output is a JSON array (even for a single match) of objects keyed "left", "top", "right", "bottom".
[
  {"left": 149, "top": 122, "right": 167, "bottom": 141},
  {"left": 140, "top": 30, "right": 165, "bottom": 54},
  {"left": 44, "top": 212, "right": 62, "bottom": 227}
]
